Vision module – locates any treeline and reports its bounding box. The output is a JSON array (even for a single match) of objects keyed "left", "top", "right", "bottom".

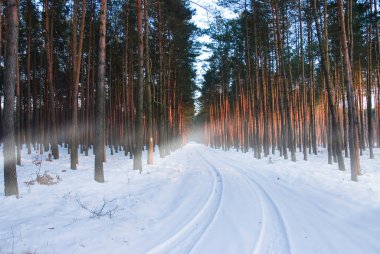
[
  {"left": 198, "top": 0, "right": 380, "bottom": 181},
  {"left": 2, "top": 0, "right": 197, "bottom": 196}
]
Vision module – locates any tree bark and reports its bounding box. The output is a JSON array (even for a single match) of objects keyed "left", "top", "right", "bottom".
[
  {"left": 3, "top": 0, "right": 19, "bottom": 196},
  {"left": 158, "top": 2, "right": 166, "bottom": 158},
  {"left": 26, "top": 0, "right": 31, "bottom": 154},
  {"left": 273, "top": 0, "right": 296, "bottom": 162},
  {"left": 337, "top": 0, "right": 360, "bottom": 180},
  {"left": 299, "top": 0, "right": 307, "bottom": 161},
  {"left": 95, "top": 0, "right": 106, "bottom": 183},
  {"left": 0, "top": 0, "right": 3, "bottom": 144},
  {"left": 312, "top": 0, "right": 345, "bottom": 171},
  {"left": 44, "top": 0, "right": 59, "bottom": 159},
  {"left": 133, "top": 0, "right": 144, "bottom": 171},
  {"left": 144, "top": 0, "right": 154, "bottom": 165},
  {"left": 70, "top": 0, "right": 86, "bottom": 169},
  {"left": 16, "top": 54, "right": 21, "bottom": 166},
  {"left": 367, "top": 2, "right": 374, "bottom": 159}
]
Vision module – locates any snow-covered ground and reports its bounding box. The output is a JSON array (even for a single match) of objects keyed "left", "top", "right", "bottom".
[{"left": 0, "top": 143, "right": 379, "bottom": 254}]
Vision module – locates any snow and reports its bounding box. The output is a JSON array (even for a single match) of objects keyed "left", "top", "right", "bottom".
[{"left": 0, "top": 143, "right": 380, "bottom": 254}]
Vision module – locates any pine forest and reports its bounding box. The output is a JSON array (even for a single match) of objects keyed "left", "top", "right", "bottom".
[{"left": 0, "top": 1, "right": 380, "bottom": 253}]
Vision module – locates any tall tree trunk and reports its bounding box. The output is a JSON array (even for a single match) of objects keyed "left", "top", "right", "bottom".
[
  {"left": 44, "top": 0, "right": 59, "bottom": 159},
  {"left": 252, "top": 0, "right": 261, "bottom": 159},
  {"left": 84, "top": 2, "right": 93, "bottom": 156},
  {"left": 25, "top": 0, "right": 31, "bottom": 154},
  {"left": 0, "top": 0, "right": 3, "bottom": 143},
  {"left": 16, "top": 55, "right": 21, "bottom": 165},
  {"left": 33, "top": 52, "right": 38, "bottom": 148},
  {"left": 70, "top": 0, "right": 78, "bottom": 166},
  {"left": 95, "top": 0, "right": 106, "bottom": 183},
  {"left": 123, "top": 2, "right": 130, "bottom": 157},
  {"left": 144, "top": 0, "right": 154, "bottom": 164},
  {"left": 367, "top": 1, "right": 374, "bottom": 159},
  {"left": 307, "top": 14, "right": 317, "bottom": 155},
  {"left": 342, "top": 74, "right": 349, "bottom": 157},
  {"left": 3, "top": 0, "right": 19, "bottom": 196},
  {"left": 312, "top": 0, "right": 345, "bottom": 171},
  {"left": 273, "top": 0, "right": 296, "bottom": 162},
  {"left": 299, "top": 0, "right": 307, "bottom": 160},
  {"left": 133, "top": 0, "right": 144, "bottom": 171},
  {"left": 374, "top": 0, "right": 380, "bottom": 148},
  {"left": 71, "top": 0, "right": 86, "bottom": 169},
  {"left": 337, "top": 0, "right": 360, "bottom": 180},
  {"left": 158, "top": 2, "right": 166, "bottom": 158}
]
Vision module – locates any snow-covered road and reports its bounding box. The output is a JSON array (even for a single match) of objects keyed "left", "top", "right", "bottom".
[
  {"left": 192, "top": 146, "right": 380, "bottom": 254},
  {"left": 147, "top": 144, "right": 380, "bottom": 254},
  {"left": 1, "top": 143, "right": 380, "bottom": 253}
]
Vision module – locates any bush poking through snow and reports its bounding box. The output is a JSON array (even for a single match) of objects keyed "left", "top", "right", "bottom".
[
  {"left": 36, "top": 171, "right": 62, "bottom": 185},
  {"left": 75, "top": 195, "right": 120, "bottom": 219},
  {"left": 24, "top": 171, "right": 62, "bottom": 188},
  {"left": 24, "top": 153, "right": 62, "bottom": 189}
]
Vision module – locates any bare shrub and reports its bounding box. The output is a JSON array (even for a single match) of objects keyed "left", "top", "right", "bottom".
[
  {"left": 36, "top": 171, "right": 62, "bottom": 186},
  {"left": 24, "top": 153, "right": 62, "bottom": 188},
  {"left": 75, "top": 195, "right": 120, "bottom": 219}
]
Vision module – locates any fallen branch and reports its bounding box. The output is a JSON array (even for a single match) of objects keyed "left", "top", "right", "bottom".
[{"left": 75, "top": 195, "right": 120, "bottom": 219}]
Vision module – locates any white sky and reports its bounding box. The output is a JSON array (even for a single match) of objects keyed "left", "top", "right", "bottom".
[
  {"left": 190, "top": 1, "right": 216, "bottom": 81},
  {"left": 189, "top": 0, "right": 237, "bottom": 113}
]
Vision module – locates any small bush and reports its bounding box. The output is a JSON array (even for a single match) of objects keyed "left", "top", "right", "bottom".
[
  {"left": 24, "top": 171, "right": 61, "bottom": 187},
  {"left": 25, "top": 153, "right": 62, "bottom": 188},
  {"left": 36, "top": 171, "right": 62, "bottom": 185}
]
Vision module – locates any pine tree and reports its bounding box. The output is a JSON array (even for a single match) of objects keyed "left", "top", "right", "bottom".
[
  {"left": 133, "top": 0, "right": 144, "bottom": 172},
  {"left": 3, "top": 0, "right": 19, "bottom": 196},
  {"left": 94, "top": 0, "right": 107, "bottom": 183}
]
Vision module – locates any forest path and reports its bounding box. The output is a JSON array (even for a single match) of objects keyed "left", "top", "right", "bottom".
[
  {"left": 148, "top": 143, "right": 380, "bottom": 254},
  {"left": 1, "top": 143, "right": 379, "bottom": 254}
]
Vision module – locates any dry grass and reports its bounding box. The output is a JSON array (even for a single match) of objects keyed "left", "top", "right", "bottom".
[{"left": 24, "top": 171, "right": 62, "bottom": 189}]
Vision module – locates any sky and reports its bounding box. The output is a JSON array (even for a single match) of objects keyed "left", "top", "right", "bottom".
[
  {"left": 189, "top": 1, "right": 216, "bottom": 83},
  {"left": 189, "top": 0, "right": 237, "bottom": 113}
]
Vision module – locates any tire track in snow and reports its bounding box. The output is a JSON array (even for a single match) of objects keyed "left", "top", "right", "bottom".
[
  {"left": 206, "top": 152, "right": 291, "bottom": 254},
  {"left": 146, "top": 151, "right": 223, "bottom": 254},
  {"left": 187, "top": 152, "right": 225, "bottom": 253},
  {"left": 243, "top": 173, "right": 291, "bottom": 254},
  {"left": 220, "top": 153, "right": 380, "bottom": 254}
]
